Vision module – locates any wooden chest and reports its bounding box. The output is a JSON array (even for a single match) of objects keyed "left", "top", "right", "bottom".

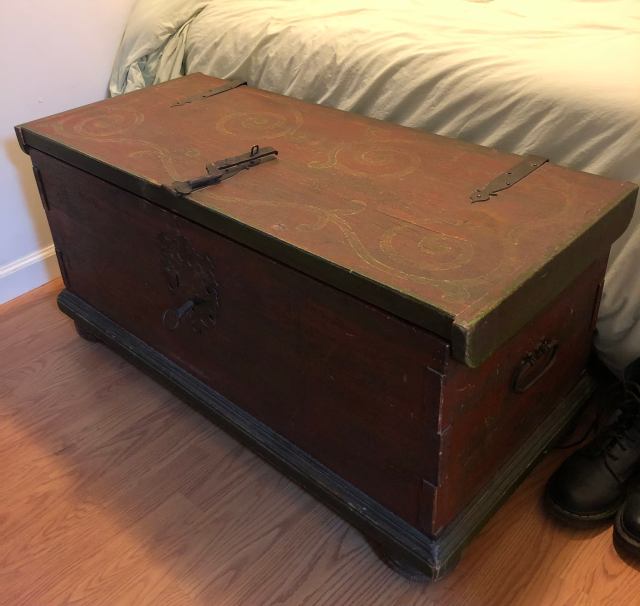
[{"left": 17, "top": 74, "right": 637, "bottom": 580}]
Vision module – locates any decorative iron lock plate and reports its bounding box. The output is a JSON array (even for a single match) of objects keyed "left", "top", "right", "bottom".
[{"left": 158, "top": 233, "right": 219, "bottom": 334}]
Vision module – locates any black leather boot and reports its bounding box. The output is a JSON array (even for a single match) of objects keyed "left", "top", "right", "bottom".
[
  {"left": 545, "top": 358, "right": 640, "bottom": 525},
  {"left": 614, "top": 480, "right": 640, "bottom": 557}
]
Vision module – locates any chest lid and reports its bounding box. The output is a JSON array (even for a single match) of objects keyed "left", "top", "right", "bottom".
[{"left": 16, "top": 74, "right": 637, "bottom": 367}]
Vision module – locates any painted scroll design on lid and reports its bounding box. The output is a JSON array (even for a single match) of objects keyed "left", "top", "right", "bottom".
[
  {"left": 194, "top": 192, "right": 504, "bottom": 303},
  {"left": 35, "top": 86, "right": 573, "bottom": 310},
  {"left": 45, "top": 105, "right": 192, "bottom": 181},
  {"left": 309, "top": 140, "right": 422, "bottom": 179}
]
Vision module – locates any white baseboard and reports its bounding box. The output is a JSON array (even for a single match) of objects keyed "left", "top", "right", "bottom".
[{"left": 0, "top": 244, "right": 60, "bottom": 305}]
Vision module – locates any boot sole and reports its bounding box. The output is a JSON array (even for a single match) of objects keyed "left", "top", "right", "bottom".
[
  {"left": 614, "top": 509, "right": 640, "bottom": 557},
  {"left": 544, "top": 490, "right": 620, "bottom": 528}
]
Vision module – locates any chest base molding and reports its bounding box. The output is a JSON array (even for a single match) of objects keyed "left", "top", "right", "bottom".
[{"left": 58, "top": 288, "right": 594, "bottom": 581}]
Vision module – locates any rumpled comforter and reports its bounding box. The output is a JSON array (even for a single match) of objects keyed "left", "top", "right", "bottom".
[{"left": 109, "top": 0, "right": 640, "bottom": 374}]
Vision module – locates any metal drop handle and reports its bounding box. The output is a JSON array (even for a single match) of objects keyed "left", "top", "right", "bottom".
[
  {"left": 512, "top": 338, "right": 559, "bottom": 393},
  {"left": 162, "top": 299, "right": 196, "bottom": 330}
]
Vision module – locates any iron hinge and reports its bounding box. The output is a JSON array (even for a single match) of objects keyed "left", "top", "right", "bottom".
[
  {"left": 171, "top": 79, "right": 247, "bottom": 107},
  {"left": 167, "top": 145, "right": 278, "bottom": 195},
  {"left": 470, "top": 155, "right": 548, "bottom": 203}
]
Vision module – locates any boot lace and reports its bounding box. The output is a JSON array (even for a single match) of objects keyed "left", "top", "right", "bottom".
[
  {"left": 596, "top": 380, "right": 640, "bottom": 462},
  {"left": 559, "top": 379, "right": 640, "bottom": 452}
]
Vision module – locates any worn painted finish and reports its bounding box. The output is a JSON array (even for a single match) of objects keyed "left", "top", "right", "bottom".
[
  {"left": 32, "top": 149, "right": 447, "bottom": 526},
  {"left": 18, "top": 77, "right": 630, "bottom": 574},
  {"left": 427, "top": 256, "right": 608, "bottom": 534},
  {"left": 16, "top": 74, "right": 637, "bottom": 365},
  {"left": 31, "top": 148, "right": 606, "bottom": 537}
]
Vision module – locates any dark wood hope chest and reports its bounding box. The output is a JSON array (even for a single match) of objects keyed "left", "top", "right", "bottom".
[{"left": 17, "top": 74, "right": 638, "bottom": 580}]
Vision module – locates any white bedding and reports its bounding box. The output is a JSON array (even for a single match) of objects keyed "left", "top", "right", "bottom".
[{"left": 110, "top": 0, "right": 640, "bottom": 374}]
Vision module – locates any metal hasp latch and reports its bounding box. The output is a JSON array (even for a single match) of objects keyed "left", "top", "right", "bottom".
[
  {"left": 470, "top": 155, "right": 548, "bottom": 203},
  {"left": 171, "top": 79, "right": 247, "bottom": 107},
  {"left": 169, "top": 145, "right": 278, "bottom": 195}
]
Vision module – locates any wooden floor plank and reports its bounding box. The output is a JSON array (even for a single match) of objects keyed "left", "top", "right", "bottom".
[{"left": 1, "top": 281, "right": 639, "bottom": 605}]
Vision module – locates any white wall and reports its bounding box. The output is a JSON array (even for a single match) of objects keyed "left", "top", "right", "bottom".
[{"left": 0, "top": 0, "right": 138, "bottom": 303}]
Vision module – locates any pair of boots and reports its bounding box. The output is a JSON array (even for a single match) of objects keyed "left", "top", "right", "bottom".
[{"left": 546, "top": 358, "right": 640, "bottom": 555}]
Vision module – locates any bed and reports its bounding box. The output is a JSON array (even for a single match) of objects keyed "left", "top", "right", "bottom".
[{"left": 109, "top": 0, "right": 640, "bottom": 375}]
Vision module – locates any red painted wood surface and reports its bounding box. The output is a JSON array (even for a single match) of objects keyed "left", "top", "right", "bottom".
[
  {"left": 424, "top": 257, "right": 607, "bottom": 534},
  {"left": 33, "top": 150, "right": 448, "bottom": 526},
  {"left": 33, "top": 149, "right": 607, "bottom": 535},
  {"left": 18, "top": 74, "right": 637, "bottom": 366}
]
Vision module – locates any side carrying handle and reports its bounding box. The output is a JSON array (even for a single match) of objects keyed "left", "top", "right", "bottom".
[
  {"left": 168, "top": 145, "right": 278, "bottom": 195},
  {"left": 512, "top": 338, "right": 559, "bottom": 393}
]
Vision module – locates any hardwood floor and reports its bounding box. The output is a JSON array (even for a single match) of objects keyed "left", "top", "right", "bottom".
[{"left": 1, "top": 280, "right": 639, "bottom": 606}]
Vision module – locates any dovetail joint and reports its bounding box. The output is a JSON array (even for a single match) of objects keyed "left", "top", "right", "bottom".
[{"left": 32, "top": 165, "right": 50, "bottom": 211}]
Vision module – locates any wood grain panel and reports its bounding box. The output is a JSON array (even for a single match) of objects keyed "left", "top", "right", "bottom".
[
  {"left": 31, "top": 148, "right": 609, "bottom": 538},
  {"left": 18, "top": 73, "right": 638, "bottom": 366},
  {"left": 2, "top": 280, "right": 639, "bottom": 605},
  {"left": 32, "top": 149, "right": 450, "bottom": 526},
  {"left": 429, "top": 257, "right": 607, "bottom": 533}
]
